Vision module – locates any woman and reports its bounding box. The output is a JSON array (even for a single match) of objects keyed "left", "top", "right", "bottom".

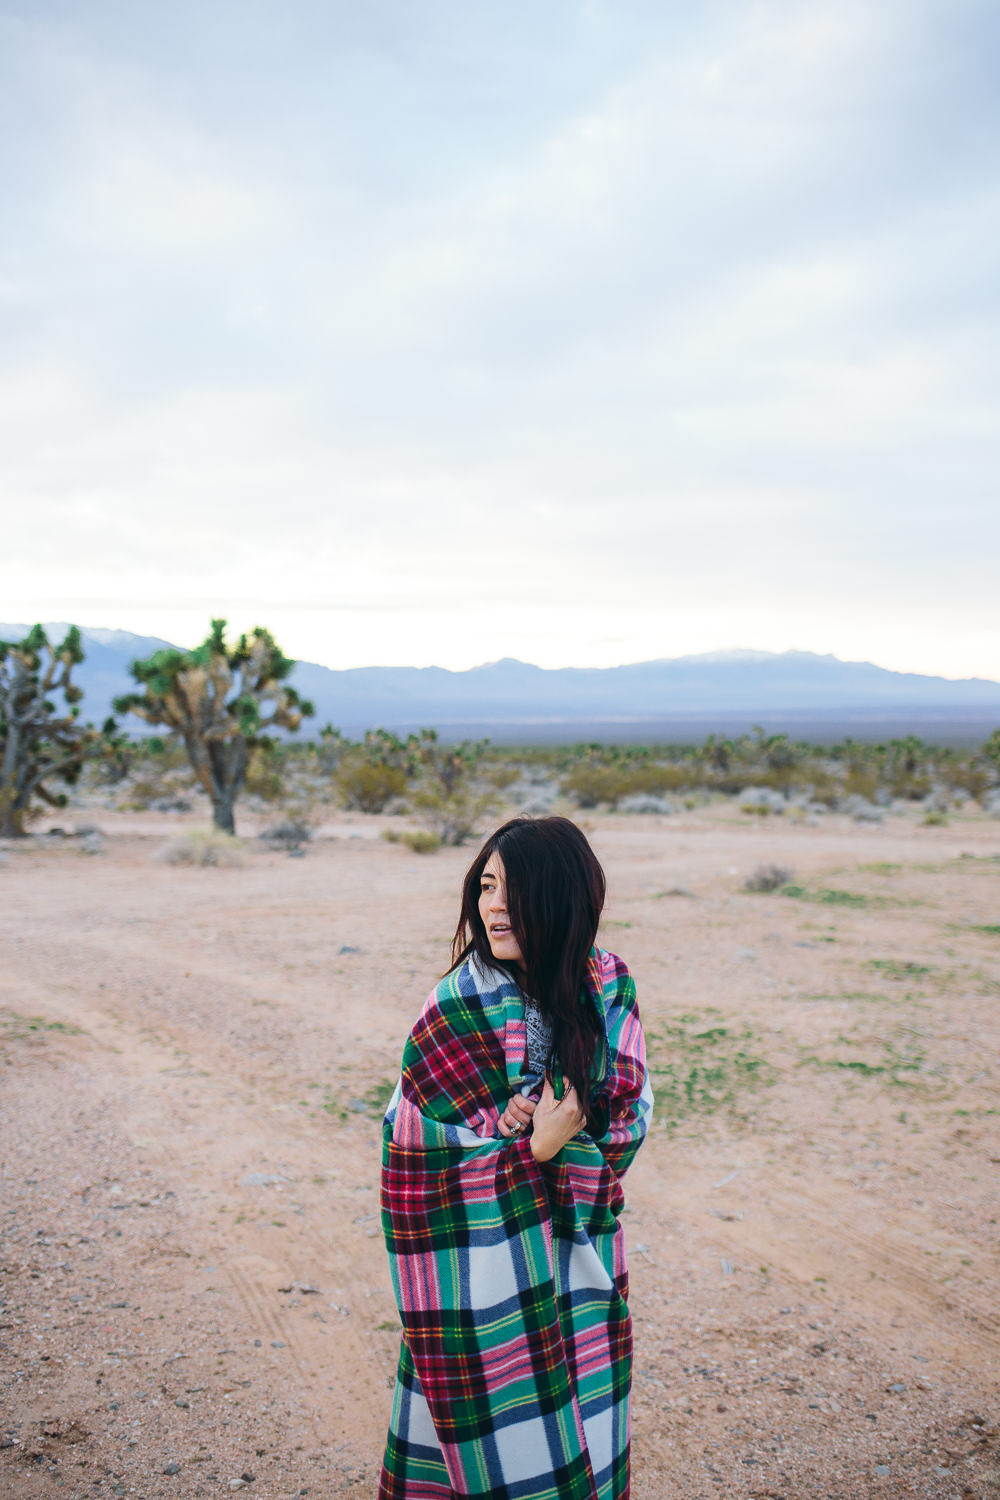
[{"left": 379, "top": 816, "right": 653, "bottom": 1500}]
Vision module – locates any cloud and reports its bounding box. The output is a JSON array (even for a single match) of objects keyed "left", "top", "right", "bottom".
[{"left": 0, "top": 0, "right": 997, "bottom": 677}]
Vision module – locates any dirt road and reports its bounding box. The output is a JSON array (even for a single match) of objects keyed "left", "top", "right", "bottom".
[{"left": 2, "top": 807, "right": 998, "bottom": 1497}]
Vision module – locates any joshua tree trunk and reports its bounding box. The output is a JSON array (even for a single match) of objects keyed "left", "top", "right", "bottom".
[
  {"left": 213, "top": 784, "right": 237, "bottom": 835},
  {"left": 182, "top": 735, "right": 246, "bottom": 835},
  {"left": 0, "top": 727, "right": 22, "bottom": 836},
  {"left": 0, "top": 789, "right": 25, "bottom": 838}
]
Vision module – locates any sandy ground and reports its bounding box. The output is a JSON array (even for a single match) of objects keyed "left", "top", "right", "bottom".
[{"left": 1, "top": 804, "right": 998, "bottom": 1500}]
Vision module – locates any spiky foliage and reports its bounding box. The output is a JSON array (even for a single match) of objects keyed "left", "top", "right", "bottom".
[
  {"left": 0, "top": 624, "right": 109, "bottom": 837},
  {"left": 411, "top": 730, "right": 494, "bottom": 845},
  {"left": 114, "top": 619, "right": 313, "bottom": 834}
]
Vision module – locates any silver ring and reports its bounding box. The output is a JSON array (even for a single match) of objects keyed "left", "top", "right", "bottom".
[{"left": 509, "top": 1120, "right": 522, "bottom": 1134}]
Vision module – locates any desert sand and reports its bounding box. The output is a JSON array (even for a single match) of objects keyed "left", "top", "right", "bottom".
[{"left": 1, "top": 805, "right": 998, "bottom": 1499}]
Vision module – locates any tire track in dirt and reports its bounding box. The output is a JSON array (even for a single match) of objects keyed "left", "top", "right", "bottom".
[{"left": 634, "top": 1166, "right": 999, "bottom": 1369}]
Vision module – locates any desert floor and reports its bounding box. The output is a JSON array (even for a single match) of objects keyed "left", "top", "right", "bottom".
[{"left": 1, "top": 805, "right": 998, "bottom": 1500}]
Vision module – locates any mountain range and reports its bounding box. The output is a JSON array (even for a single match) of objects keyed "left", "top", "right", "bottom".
[{"left": 3, "top": 626, "right": 999, "bottom": 744}]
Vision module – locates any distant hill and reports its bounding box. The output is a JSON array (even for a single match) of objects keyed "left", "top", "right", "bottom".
[{"left": 3, "top": 627, "right": 999, "bottom": 744}]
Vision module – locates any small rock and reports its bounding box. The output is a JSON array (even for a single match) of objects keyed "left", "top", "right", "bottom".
[
  {"left": 163, "top": 1460, "right": 181, "bottom": 1475},
  {"left": 174, "top": 1398, "right": 189, "bottom": 1409},
  {"left": 348, "top": 1098, "right": 369, "bottom": 1112},
  {"left": 241, "top": 1473, "right": 256, "bottom": 1483},
  {"left": 339, "top": 944, "right": 359, "bottom": 954},
  {"left": 242, "top": 1172, "right": 287, "bottom": 1187},
  {"left": 229, "top": 1482, "right": 247, "bottom": 1492},
  {"left": 874, "top": 1465, "right": 890, "bottom": 1476},
  {"left": 270, "top": 1340, "right": 285, "bottom": 1348},
  {"left": 887, "top": 1382, "right": 905, "bottom": 1393}
]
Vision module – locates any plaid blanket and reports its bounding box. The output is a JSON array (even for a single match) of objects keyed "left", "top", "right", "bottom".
[{"left": 379, "top": 946, "right": 653, "bottom": 1500}]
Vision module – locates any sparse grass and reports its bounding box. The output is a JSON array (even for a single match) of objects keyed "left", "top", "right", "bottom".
[
  {"left": 859, "top": 862, "right": 903, "bottom": 875},
  {"left": 782, "top": 885, "right": 872, "bottom": 908},
  {"left": 798, "top": 1036, "right": 927, "bottom": 1085},
  {"left": 800, "top": 990, "right": 895, "bottom": 1005},
  {"left": 155, "top": 828, "right": 247, "bottom": 867},
  {"left": 322, "top": 1075, "right": 397, "bottom": 1121},
  {"left": 867, "top": 959, "right": 933, "bottom": 979},
  {"left": 1, "top": 1011, "right": 83, "bottom": 1038},
  {"left": 645, "top": 1020, "right": 774, "bottom": 1127},
  {"left": 360, "top": 1076, "right": 398, "bottom": 1113},
  {"left": 971, "top": 924, "right": 1000, "bottom": 936}
]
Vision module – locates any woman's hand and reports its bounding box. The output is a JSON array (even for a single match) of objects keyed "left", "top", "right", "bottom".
[
  {"left": 498, "top": 1092, "right": 538, "bottom": 1138},
  {"left": 529, "top": 1077, "right": 586, "bottom": 1162}
]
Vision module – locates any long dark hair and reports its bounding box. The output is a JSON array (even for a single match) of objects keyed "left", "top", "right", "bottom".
[{"left": 452, "top": 816, "right": 607, "bottom": 1112}]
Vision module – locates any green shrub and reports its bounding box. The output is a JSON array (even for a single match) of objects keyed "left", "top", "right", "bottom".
[
  {"left": 338, "top": 759, "right": 407, "bottom": 813},
  {"left": 412, "top": 785, "right": 493, "bottom": 845},
  {"left": 380, "top": 828, "right": 442, "bottom": 854},
  {"left": 562, "top": 764, "right": 629, "bottom": 808}
]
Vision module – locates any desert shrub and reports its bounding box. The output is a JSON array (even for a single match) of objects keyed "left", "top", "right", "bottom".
[
  {"left": 338, "top": 759, "right": 407, "bottom": 813},
  {"left": 125, "top": 742, "right": 199, "bottom": 810},
  {"left": 244, "top": 744, "right": 286, "bottom": 802},
  {"left": 382, "top": 828, "right": 442, "bottom": 854},
  {"left": 335, "top": 727, "right": 431, "bottom": 812},
  {"left": 562, "top": 764, "right": 629, "bottom": 808},
  {"left": 844, "top": 766, "right": 880, "bottom": 801},
  {"left": 738, "top": 786, "right": 786, "bottom": 815},
  {"left": 622, "top": 763, "right": 697, "bottom": 795},
  {"left": 259, "top": 817, "right": 314, "bottom": 849},
  {"left": 408, "top": 732, "right": 494, "bottom": 845},
  {"left": 413, "top": 785, "right": 493, "bottom": 846},
  {"left": 744, "top": 863, "right": 793, "bottom": 893},
  {"left": 484, "top": 762, "right": 522, "bottom": 791},
  {"left": 950, "top": 761, "right": 994, "bottom": 804},
  {"left": 314, "top": 724, "right": 348, "bottom": 773},
  {"left": 155, "top": 828, "right": 247, "bottom": 867},
  {"left": 618, "top": 794, "right": 674, "bottom": 815}
]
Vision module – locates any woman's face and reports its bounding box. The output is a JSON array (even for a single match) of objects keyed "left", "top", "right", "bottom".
[{"left": 478, "top": 853, "right": 524, "bottom": 968}]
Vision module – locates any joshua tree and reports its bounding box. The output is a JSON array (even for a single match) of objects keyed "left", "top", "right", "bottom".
[
  {"left": 0, "top": 624, "right": 109, "bottom": 837},
  {"left": 114, "top": 620, "right": 313, "bottom": 834}
]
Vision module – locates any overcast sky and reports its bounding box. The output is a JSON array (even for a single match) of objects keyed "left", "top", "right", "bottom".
[{"left": 2, "top": 0, "right": 998, "bottom": 677}]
